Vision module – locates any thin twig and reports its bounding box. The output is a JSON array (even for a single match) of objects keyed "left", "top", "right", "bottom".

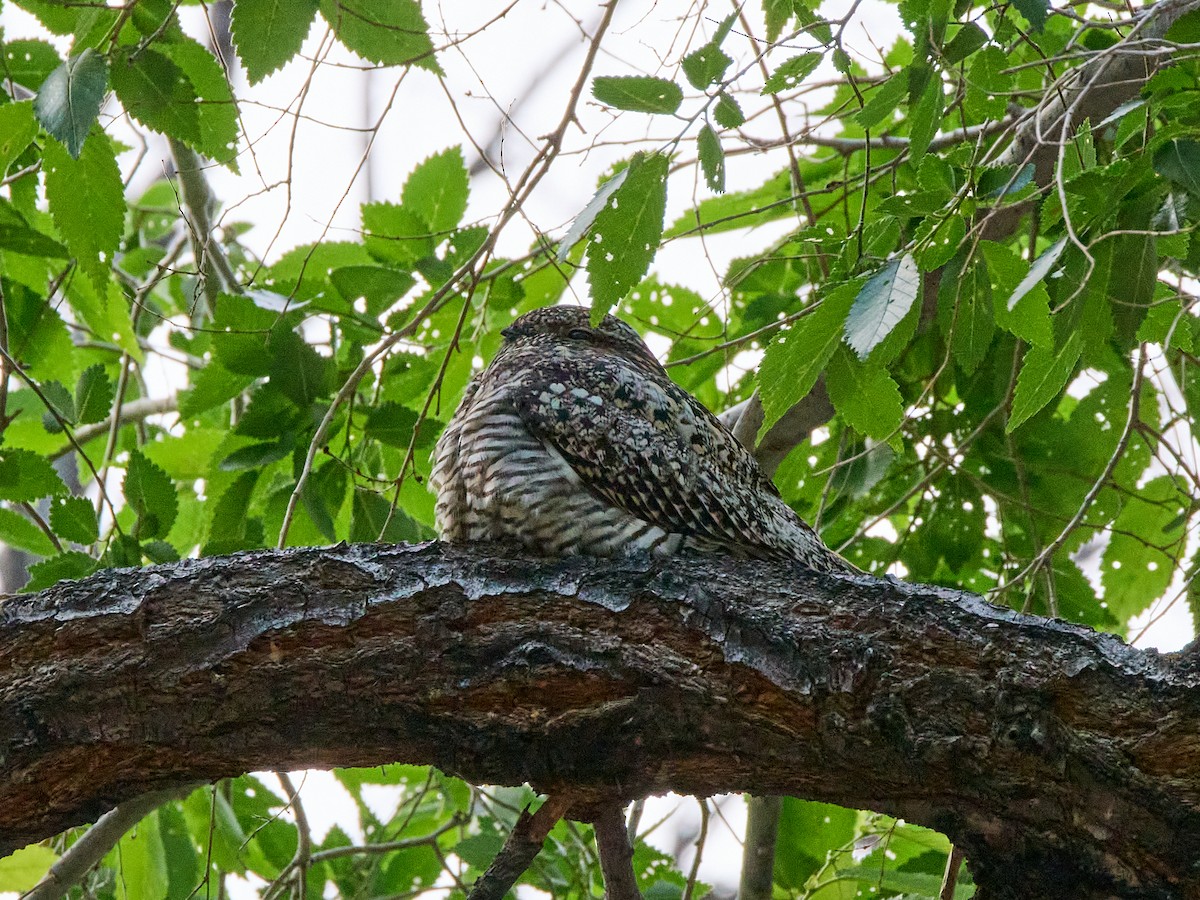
[
  {"left": 22, "top": 785, "right": 199, "bottom": 900},
  {"left": 940, "top": 844, "right": 966, "bottom": 900},
  {"left": 466, "top": 794, "right": 572, "bottom": 900},
  {"left": 593, "top": 803, "right": 642, "bottom": 900}
]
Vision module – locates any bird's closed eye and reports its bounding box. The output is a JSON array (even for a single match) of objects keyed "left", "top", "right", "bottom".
[{"left": 567, "top": 328, "right": 591, "bottom": 340}]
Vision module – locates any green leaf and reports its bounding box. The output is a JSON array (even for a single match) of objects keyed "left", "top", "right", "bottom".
[
  {"left": 1102, "top": 477, "right": 1185, "bottom": 622},
  {"left": 350, "top": 487, "right": 427, "bottom": 543},
  {"left": 1012, "top": 0, "right": 1049, "bottom": 30},
  {"left": 23, "top": 550, "right": 97, "bottom": 592},
  {"left": 157, "top": 38, "right": 240, "bottom": 167},
  {"left": 2, "top": 40, "right": 63, "bottom": 91},
  {"left": 774, "top": 798, "right": 857, "bottom": 888},
  {"left": 697, "top": 124, "right": 725, "bottom": 193},
  {"left": 179, "top": 362, "right": 253, "bottom": 418},
  {"left": 713, "top": 91, "right": 745, "bottom": 127},
  {"left": 0, "top": 199, "right": 70, "bottom": 258},
  {"left": 763, "top": 0, "right": 793, "bottom": 40},
  {"left": 1007, "top": 237, "right": 1066, "bottom": 311},
  {"left": 1153, "top": 140, "right": 1200, "bottom": 197},
  {"left": 908, "top": 78, "right": 943, "bottom": 164},
  {"left": 844, "top": 254, "right": 919, "bottom": 359},
  {"left": 364, "top": 401, "right": 419, "bottom": 448},
  {"left": 0, "top": 448, "right": 67, "bottom": 501},
  {"left": 362, "top": 201, "right": 434, "bottom": 266},
  {"left": 403, "top": 147, "right": 469, "bottom": 234},
  {"left": 0, "top": 506, "right": 57, "bottom": 557},
  {"left": 269, "top": 332, "right": 334, "bottom": 408},
  {"left": 125, "top": 449, "right": 179, "bottom": 540},
  {"left": 0, "top": 102, "right": 39, "bottom": 177},
  {"left": 1137, "top": 300, "right": 1194, "bottom": 352},
  {"left": 943, "top": 22, "right": 988, "bottom": 63},
  {"left": 39, "top": 379, "right": 75, "bottom": 431},
  {"left": 856, "top": 69, "right": 909, "bottom": 129},
  {"left": 111, "top": 809, "right": 168, "bottom": 900},
  {"left": 826, "top": 347, "right": 904, "bottom": 441},
  {"left": 586, "top": 152, "right": 669, "bottom": 319},
  {"left": 981, "top": 241, "right": 1052, "bottom": 348},
  {"left": 50, "top": 495, "right": 100, "bottom": 544},
  {"left": 759, "top": 283, "right": 857, "bottom": 430},
  {"left": 319, "top": 0, "right": 441, "bottom": 72},
  {"left": 557, "top": 168, "right": 629, "bottom": 262},
  {"left": 43, "top": 130, "right": 126, "bottom": 292},
  {"left": 74, "top": 363, "right": 113, "bottom": 425},
  {"left": 0, "top": 844, "right": 59, "bottom": 891},
  {"left": 110, "top": 48, "right": 201, "bottom": 144},
  {"left": 1006, "top": 333, "right": 1082, "bottom": 433},
  {"left": 232, "top": 0, "right": 320, "bottom": 83},
  {"left": 219, "top": 440, "right": 292, "bottom": 471},
  {"left": 34, "top": 49, "right": 108, "bottom": 158},
  {"left": 682, "top": 42, "right": 732, "bottom": 89},
  {"left": 945, "top": 261, "right": 994, "bottom": 373},
  {"left": 761, "top": 53, "right": 822, "bottom": 95},
  {"left": 592, "top": 76, "right": 683, "bottom": 114}
]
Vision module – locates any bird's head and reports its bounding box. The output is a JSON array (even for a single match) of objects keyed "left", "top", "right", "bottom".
[{"left": 500, "top": 306, "right": 662, "bottom": 371}]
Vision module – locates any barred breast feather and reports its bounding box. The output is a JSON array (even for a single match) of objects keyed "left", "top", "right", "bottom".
[{"left": 430, "top": 306, "right": 856, "bottom": 574}]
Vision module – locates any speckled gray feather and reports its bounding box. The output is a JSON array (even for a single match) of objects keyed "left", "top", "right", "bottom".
[{"left": 430, "top": 306, "right": 856, "bottom": 573}]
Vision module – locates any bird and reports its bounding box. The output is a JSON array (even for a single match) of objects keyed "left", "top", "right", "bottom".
[{"left": 430, "top": 305, "right": 856, "bottom": 574}]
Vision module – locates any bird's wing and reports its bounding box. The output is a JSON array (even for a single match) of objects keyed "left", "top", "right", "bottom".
[{"left": 510, "top": 356, "right": 792, "bottom": 550}]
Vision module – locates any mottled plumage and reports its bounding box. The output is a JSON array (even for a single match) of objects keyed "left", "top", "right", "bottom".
[{"left": 430, "top": 306, "right": 855, "bottom": 573}]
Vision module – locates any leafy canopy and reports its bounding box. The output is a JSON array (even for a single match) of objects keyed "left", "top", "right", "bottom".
[{"left": 1, "top": 0, "right": 1198, "bottom": 895}]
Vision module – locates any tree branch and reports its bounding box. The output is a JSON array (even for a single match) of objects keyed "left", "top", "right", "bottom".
[{"left": 1, "top": 542, "right": 1197, "bottom": 899}]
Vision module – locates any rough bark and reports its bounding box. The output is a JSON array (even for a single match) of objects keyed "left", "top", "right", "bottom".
[{"left": 1, "top": 542, "right": 1197, "bottom": 899}]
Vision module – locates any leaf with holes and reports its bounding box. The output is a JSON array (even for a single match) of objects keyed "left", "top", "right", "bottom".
[
  {"left": 586, "top": 153, "right": 669, "bottom": 321},
  {"left": 125, "top": 449, "right": 179, "bottom": 540},
  {"left": 43, "top": 131, "right": 125, "bottom": 292},
  {"left": 592, "top": 76, "right": 683, "bottom": 114},
  {"left": 762, "top": 53, "right": 822, "bottom": 95},
  {"left": 557, "top": 168, "right": 629, "bottom": 263},
  {"left": 698, "top": 124, "right": 725, "bottom": 193},
  {"left": 50, "top": 496, "right": 99, "bottom": 545}
]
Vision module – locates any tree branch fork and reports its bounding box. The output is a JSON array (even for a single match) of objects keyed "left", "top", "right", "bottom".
[{"left": 2, "top": 542, "right": 1197, "bottom": 898}]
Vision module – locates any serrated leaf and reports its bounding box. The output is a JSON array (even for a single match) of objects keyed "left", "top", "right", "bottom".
[
  {"left": 23, "top": 551, "right": 97, "bottom": 592},
  {"left": 0, "top": 843, "right": 59, "bottom": 891},
  {"left": 759, "top": 283, "right": 857, "bottom": 430},
  {"left": 219, "top": 440, "right": 292, "bottom": 471},
  {"left": 179, "top": 363, "right": 253, "bottom": 418},
  {"left": 0, "top": 102, "right": 39, "bottom": 176},
  {"left": 1006, "top": 333, "right": 1082, "bottom": 432},
  {"left": 697, "top": 124, "right": 725, "bottom": 193},
  {"left": 592, "top": 76, "right": 683, "bottom": 114},
  {"left": 350, "top": 487, "right": 426, "bottom": 543},
  {"left": 402, "top": 147, "right": 469, "bottom": 234},
  {"left": 364, "top": 401, "right": 422, "bottom": 448},
  {"left": 764, "top": 0, "right": 793, "bottom": 40},
  {"left": 908, "top": 78, "right": 943, "bottom": 164},
  {"left": 319, "top": 0, "right": 441, "bottom": 72},
  {"left": 1102, "top": 477, "right": 1185, "bottom": 621},
  {"left": 0, "top": 448, "right": 67, "bottom": 501},
  {"left": 713, "top": 91, "right": 745, "bottom": 128},
  {"left": 269, "top": 332, "right": 334, "bottom": 408},
  {"left": 49, "top": 495, "right": 100, "bottom": 544},
  {"left": 74, "top": 363, "right": 113, "bottom": 425},
  {"left": 1008, "top": 237, "right": 1066, "bottom": 310},
  {"left": 34, "top": 50, "right": 108, "bottom": 158},
  {"left": 157, "top": 38, "right": 240, "bottom": 167},
  {"left": 844, "top": 254, "right": 919, "bottom": 359},
  {"left": 682, "top": 42, "right": 732, "bottom": 89},
  {"left": 1012, "top": 0, "right": 1049, "bottom": 30},
  {"left": 110, "top": 48, "right": 201, "bottom": 144},
  {"left": 1137, "top": 300, "right": 1194, "bottom": 352},
  {"left": 0, "top": 198, "right": 70, "bottom": 259},
  {"left": 557, "top": 168, "right": 629, "bottom": 263},
  {"left": 943, "top": 22, "right": 988, "bottom": 63},
  {"left": 44, "top": 131, "right": 126, "bottom": 292},
  {"left": 111, "top": 807, "right": 168, "bottom": 900},
  {"left": 40, "top": 380, "right": 75, "bottom": 430},
  {"left": 0, "top": 506, "right": 57, "bottom": 557},
  {"left": 2, "top": 39, "right": 63, "bottom": 91},
  {"left": 232, "top": 0, "right": 320, "bottom": 83},
  {"left": 856, "top": 70, "right": 909, "bottom": 129},
  {"left": 762, "top": 53, "right": 822, "bottom": 95},
  {"left": 125, "top": 449, "right": 178, "bottom": 540},
  {"left": 826, "top": 347, "right": 905, "bottom": 441},
  {"left": 586, "top": 152, "right": 669, "bottom": 320},
  {"left": 978, "top": 162, "right": 1035, "bottom": 199},
  {"left": 1153, "top": 140, "right": 1200, "bottom": 197},
  {"left": 946, "top": 262, "right": 994, "bottom": 373}
]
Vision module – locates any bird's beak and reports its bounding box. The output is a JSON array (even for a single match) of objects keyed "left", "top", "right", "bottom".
[{"left": 501, "top": 324, "right": 524, "bottom": 340}]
